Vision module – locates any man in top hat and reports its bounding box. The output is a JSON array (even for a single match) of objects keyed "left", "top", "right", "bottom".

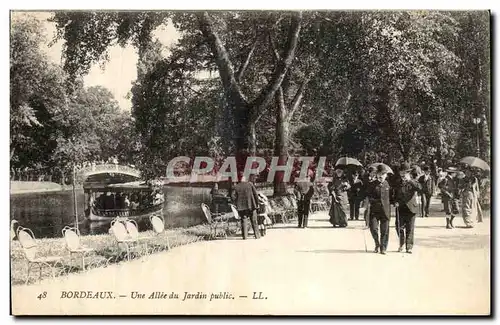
[
  {"left": 418, "top": 165, "right": 435, "bottom": 218},
  {"left": 438, "top": 167, "right": 460, "bottom": 229},
  {"left": 365, "top": 164, "right": 391, "bottom": 254},
  {"left": 393, "top": 162, "right": 422, "bottom": 253},
  {"left": 348, "top": 170, "right": 364, "bottom": 221},
  {"left": 232, "top": 171, "right": 261, "bottom": 239},
  {"left": 362, "top": 166, "right": 377, "bottom": 222},
  {"left": 293, "top": 170, "right": 315, "bottom": 228}
]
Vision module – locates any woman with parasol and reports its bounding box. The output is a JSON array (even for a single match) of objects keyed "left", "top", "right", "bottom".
[
  {"left": 460, "top": 156, "right": 490, "bottom": 223},
  {"left": 458, "top": 165, "right": 478, "bottom": 228},
  {"left": 328, "top": 157, "right": 361, "bottom": 227}
]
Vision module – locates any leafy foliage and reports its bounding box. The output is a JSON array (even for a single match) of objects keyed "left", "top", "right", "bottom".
[
  {"left": 10, "top": 14, "right": 139, "bottom": 174},
  {"left": 12, "top": 10, "right": 490, "bottom": 185}
]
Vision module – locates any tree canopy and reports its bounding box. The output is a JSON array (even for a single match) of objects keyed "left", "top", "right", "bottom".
[{"left": 10, "top": 10, "right": 490, "bottom": 192}]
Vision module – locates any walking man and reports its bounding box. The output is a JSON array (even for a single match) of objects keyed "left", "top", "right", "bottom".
[
  {"left": 418, "top": 166, "right": 435, "bottom": 218},
  {"left": 394, "top": 163, "right": 422, "bottom": 254},
  {"left": 294, "top": 172, "right": 314, "bottom": 228},
  {"left": 366, "top": 164, "right": 391, "bottom": 255},
  {"left": 348, "top": 171, "right": 364, "bottom": 220},
  {"left": 232, "top": 171, "right": 261, "bottom": 240},
  {"left": 438, "top": 167, "right": 460, "bottom": 229}
]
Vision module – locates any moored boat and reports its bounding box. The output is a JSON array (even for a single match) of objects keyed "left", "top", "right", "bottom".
[{"left": 84, "top": 181, "right": 164, "bottom": 221}]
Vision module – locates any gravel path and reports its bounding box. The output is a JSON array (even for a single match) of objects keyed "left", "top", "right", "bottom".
[{"left": 12, "top": 200, "right": 490, "bottom": 315}]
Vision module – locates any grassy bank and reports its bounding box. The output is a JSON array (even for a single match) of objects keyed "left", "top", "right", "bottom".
[
  {"left": 10, "top": 224, "right": 218, "bottom": 286},
  {"left": 10, "top": 193, "right": 304, "bottom": 286}
]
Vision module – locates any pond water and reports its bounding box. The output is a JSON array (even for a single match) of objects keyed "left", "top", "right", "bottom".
[{"left": 10, "top": 186, "right": 224, "bottom": 239}]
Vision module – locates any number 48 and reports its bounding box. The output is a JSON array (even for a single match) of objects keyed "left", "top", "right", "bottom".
[{"left": 37, "top": 292, "right": 47, "bottom": 300}]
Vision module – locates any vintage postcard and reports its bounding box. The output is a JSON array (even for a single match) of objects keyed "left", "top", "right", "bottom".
[{"left": 9, "top": 9, "right": 491, "bottom": 315}]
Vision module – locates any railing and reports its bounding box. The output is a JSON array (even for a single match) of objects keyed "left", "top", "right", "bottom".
[
  {"left": 76, "top": 164, "right": 141, "bottom": 182},
  {"left": 10, "top": 169, "right": 66, "bottom": 183},
  {"left": 91, "top": 204, "right": 162, "bottom": 218}
]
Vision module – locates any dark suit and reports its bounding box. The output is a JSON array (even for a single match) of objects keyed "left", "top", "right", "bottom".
[
  {"left": 294, "top": 181, "right": 314, "bottom": 228},
  {"left": 348, "top": 178, "right": 364, "bottom": 220},
  {"left": 394, "top": 178, "right": 422, "bottom": 250},
  {"left": 418, "top": 174, "right": 434, "bottom": 217},
  {"left": 232, "top": 181, "right": 260, "bottom": 239},
  {"left": 366, "top": 179, "right": 391, "bottom": 252},
  {"left": 438, "top": 176, "right": 459, "bottom": 216}
]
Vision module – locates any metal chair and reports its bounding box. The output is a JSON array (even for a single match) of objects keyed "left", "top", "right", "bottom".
[
  {"left": 109, "top": 218, "right": 139, "bottom": 261},
  {"left": 149, "top": 214, "right": 176, "bottom": 251},
  {"left": 201, "top": 203, "right": 229, "bottom": 239},
  {"left": 281, "top": 196, "right": 297, "bottom": 220},
  {"left": 124, "top": 219, "right": 152, "bottom": 256},
  {"left": 310, "top": 198, "right": 329, "bottom": 213},
  {"left": 228, "top": 204, "right": 242, "bottom": 234},
  {"left": 16, "top": 226, "right": 65, "bottom": 284},
  {"left": 62, "top": 226, "right": 95, "bottom": 270},
  {"left": 268, "top": 199, "right": 289, "bottom": 224}
]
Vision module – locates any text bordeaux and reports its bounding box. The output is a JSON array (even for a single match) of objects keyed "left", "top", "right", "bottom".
[{"left": 60, "top": 291, "right": 114, "bottom": 299}]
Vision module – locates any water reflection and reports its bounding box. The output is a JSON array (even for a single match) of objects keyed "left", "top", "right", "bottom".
[{"left": 10, "top": 186, "right": 214, "bottom": 239}]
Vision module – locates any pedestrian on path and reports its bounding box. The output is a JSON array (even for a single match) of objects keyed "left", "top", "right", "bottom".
[
  {"left": 438, "top": 167, "right": 460, "bottom": 229},
  {"left": 362, "top": 166, "right": 377, "bottom": 223},
  {"left": 348, "top": 170, "right": 364, "bottom": 221},
  {"left": 294, "top": 172, "right": 314, "bottom": 228},
  {"left": 418, "top": 166, "right": 435, "bottom": 218},
  {"left": 366, "top": 164, "right": 391, "bottom": 254},
  {"left": 328, "top": 168, "right": 350, "bottom": 228},
  {"left": 256, "top": 192, "right": 272, "bottom": 236},
  {"left": 232, "top": 172, "right": 261, "bottom": 240},
  {"left": 459, "top": 167, "right": 477, "bottom": 228},
  {"left": 393, "top": 163, "right": 422, "bottom": 254}
]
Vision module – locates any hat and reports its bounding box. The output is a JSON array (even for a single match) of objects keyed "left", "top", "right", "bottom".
[
  {"left": 422, "top": 166, "right": 430, "bottom": 172},
  {"left": 446, "top": 167, "right": 458, "bottom": 173},
  {"left": 399, "top": 162, "right": 412, "bottom": 173},
  {"left": 376, "top": 164, "right": 389, "bottom": 175}
]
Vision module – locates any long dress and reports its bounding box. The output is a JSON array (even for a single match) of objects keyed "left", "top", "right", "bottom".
[
  {"left": 328, "top": 177, "right": 350, "bottom": 227},
  {"left": 461, "top": 176, "right": 477, "bottom": 228},
  {"left": 473, "top": 179, "right": 483, "bottom": 223}
]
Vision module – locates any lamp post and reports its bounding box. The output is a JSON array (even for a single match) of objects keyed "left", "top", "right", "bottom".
[
  {"left": 472, "top": 117, "right": 481, "bottom": 157},
  {"left": 72, "top": 164, "right": 79, "bottom": 231}
]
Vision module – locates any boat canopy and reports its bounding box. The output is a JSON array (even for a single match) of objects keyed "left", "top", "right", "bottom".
[{"left": 83, "top": 181, "right": 153, "bottom": 192}]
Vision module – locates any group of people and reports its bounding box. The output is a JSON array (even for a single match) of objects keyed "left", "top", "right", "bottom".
[
  {"left": 210, "top": 160, "right": 487, "bottom": 252},
  {"left": 324, "top": 161, "right": 485, "bottom": 255},
  {"left": 91, "top": 190, "right": 164, "bottom": 211},
  {"left": 437, "top": 166, "right": 484, "bottom": 229}
]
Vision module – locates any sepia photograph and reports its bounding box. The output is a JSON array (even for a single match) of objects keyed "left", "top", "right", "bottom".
[{"left": 8, "top": 8, "right": 491, "bottom": 315}]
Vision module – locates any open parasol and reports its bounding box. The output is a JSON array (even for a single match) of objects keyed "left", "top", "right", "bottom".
[
  {"left": 335, "top": 157, "right": 363, "bottom": 168},
  {"left": 460, "top": 156, "right": 490, "bottom": 171},
  {"left": 368, "top": 163, "right": 394, "bottom": 174}
]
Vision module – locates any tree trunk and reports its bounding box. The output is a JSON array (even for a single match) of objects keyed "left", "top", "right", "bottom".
[
  {"left": 273, "top": 100, "right": 289, "bottom": 197},
  {"left": 197, "top": 11, "right": 302, "bottom": 175},
  {"left": 233, "top": 106, "right": 252, "bottom": 172},
  {"left": 249, "top": 122, "right": 257, "bottom": 157},
  {"left": 480, "top": 113, "right": 490, "bottom": 162}
]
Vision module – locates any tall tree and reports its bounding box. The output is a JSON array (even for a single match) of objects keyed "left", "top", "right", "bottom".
[
  {"left": 51, "top": 11, "right": 303, "bottom": 169},
  {"left": 10, "top": 14, "right": 68, "bottom": 168}
]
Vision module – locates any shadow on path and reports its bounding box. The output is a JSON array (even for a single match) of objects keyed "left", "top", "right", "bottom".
[
  {"left": 296, "top": 249, "right": 369, "bottom": 254},
  {"left": 417, "top": 234, "right": 489, "bottom": 250}
]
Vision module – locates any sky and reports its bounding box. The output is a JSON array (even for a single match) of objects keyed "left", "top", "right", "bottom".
[{"left": 14, "top": 11, "right": 181, "bottom": 111}]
